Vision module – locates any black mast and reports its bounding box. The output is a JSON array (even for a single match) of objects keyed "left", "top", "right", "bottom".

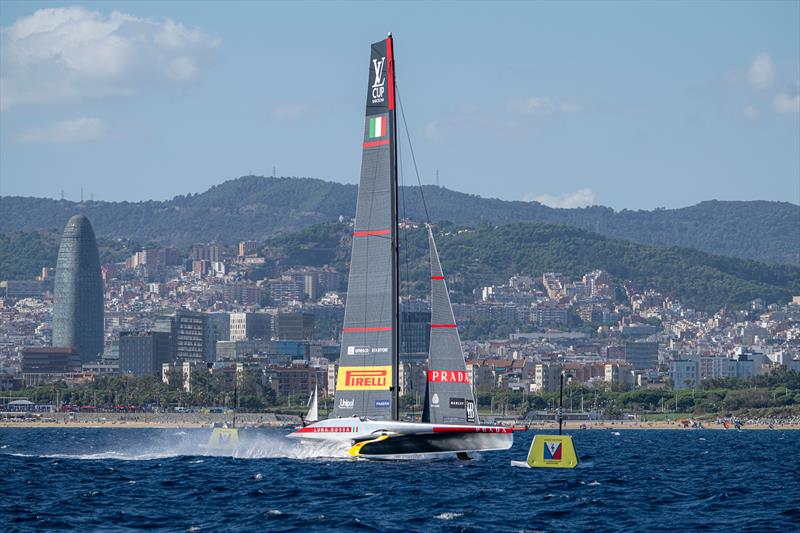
[
  {"left": 233, "top": 373, "right": 238, "bottom": 429},
  {"left": 389, "top": 32, "right": 400, "bottom": 421},
  {"left": 558, "top": 371, "right": 564, "bottom": 435}
]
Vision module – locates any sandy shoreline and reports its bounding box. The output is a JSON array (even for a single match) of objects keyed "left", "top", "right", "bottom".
[
  {"left": 0, "top": 412, "right": 298, "bottom": 429},
  {"left": 523, "top": 420, "right": 800, "bottom": 431},
  {"left": 1, "top": 414, "right": 797, "bottom": 430}
]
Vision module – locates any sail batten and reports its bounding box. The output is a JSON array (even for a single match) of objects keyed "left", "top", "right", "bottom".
[
  {"left": 423, "top": 226, "right": 479, "bottom": 425},
  {"left": 332, "top": 36, "right": 397, "bottom": 420}
]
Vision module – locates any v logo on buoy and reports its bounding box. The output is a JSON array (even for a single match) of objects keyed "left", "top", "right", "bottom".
[{"left": 544, "top": 440, "right": 562, "bottom": 460}]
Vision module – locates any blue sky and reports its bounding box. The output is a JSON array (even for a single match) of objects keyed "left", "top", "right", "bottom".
[{"left": 1, "top": 1, "right": 798, "bottom": 209}]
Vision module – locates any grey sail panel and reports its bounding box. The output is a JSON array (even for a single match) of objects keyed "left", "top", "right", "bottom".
[
  {"left": 333, "top": 37, "right": 397, "bottom": 420},
  {"left": 424, "top": 226, "right": 479, "bottom": 425}
]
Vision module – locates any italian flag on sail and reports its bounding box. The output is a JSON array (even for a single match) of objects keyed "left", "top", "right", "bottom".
[{"left": 369, "top": 115, "right": 387, "bottom": 138}]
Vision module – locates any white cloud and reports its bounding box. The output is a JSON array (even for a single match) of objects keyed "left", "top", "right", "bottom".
[
  {"left": 747, "top": 53, "right": 774, "bottom": 89},
  {"left": 0, "top": 6, "right": 219, "bottom": 110},
  {"left": 423, "top": 105, "right": 529, "bottom": 144},
  {"left": 510, "top": 97, "right": 554, "bottom": 115},
  {"left": 742, "top": 106, "right": 760, "bottom": 119},
  {"left": 272, "top": 104, "right": 310, "bottom": 120},
  {"left": 773, "top": 93, "right": 800, "bottom": 113},
  {"left": 558, "top": 102, "right": 580, "bottom": 114},
  {"left": 508, "top": 97, "right": 580, "bottom": 116},
  {"left": 166, "top": 56, "right": 198, "bottom": 81},
  {"left": 20, "top": 117, "right": 105, "bottom": 143},
  {"left": 527, "top": 188, "right": 595, "bottom": 209},
  {"left": 423, "top": 120, "right": 447, "bottom": 143}
]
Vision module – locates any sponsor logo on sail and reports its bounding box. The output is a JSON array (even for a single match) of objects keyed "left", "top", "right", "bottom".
[
  {"left": 431, "top": 393, "right": 440, "bottom": 406},
  {"left": 544, "top": 441, "right": 562, "bottom": 461},
  {"left": 449, "top": 397, "right": 465, "bottom": 409},
  {"left": 466, "top": 399, "right": 476, "bottom": 422},
  {"left": 336, "top": 365, "right": 392, "bottom": 391},
  {"left": 347, "top": 345, "right": 389, "bottom": 355},
  {"left": 338, "top": 398, "right": 355, "bottom": 410},
  {"left": 372, "top": 57, "right": 386, "bottom": 103},
  {"left": 347, "top": 346, "right": 370, "bottom": 356},
  {"left": 374, "top": 399, "right": 390, "bottom": 408},
  {"left": 428, "top": 370, "right": 470, "bottom": 384}
]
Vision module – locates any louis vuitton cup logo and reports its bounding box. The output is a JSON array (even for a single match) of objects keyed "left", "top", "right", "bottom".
[{"left": 372, "top": 57, "right": 386, "bottom": 102}]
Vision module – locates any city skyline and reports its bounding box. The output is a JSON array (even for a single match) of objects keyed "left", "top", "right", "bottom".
[{"left": 1, "top": 1, "right": 798, "bottom": 210}]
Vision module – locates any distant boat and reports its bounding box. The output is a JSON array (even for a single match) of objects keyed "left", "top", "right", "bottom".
[
  {"left": 208, "top": 373, "right": 239, "bottom": 449},
  {"left": 304, "top": 384, "right": 319, "bottom": 425},
  {"left": 287, "top": 34, "right": 514, "bottom": 458}
]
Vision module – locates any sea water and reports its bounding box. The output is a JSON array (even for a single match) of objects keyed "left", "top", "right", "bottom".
[{"left": 1, "top": 428, "right": 798, "bottom": 532}]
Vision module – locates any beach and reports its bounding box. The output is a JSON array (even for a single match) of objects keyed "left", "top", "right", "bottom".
[
  {"left": 522, "top": 419, "right": 800, "bottom": 430},
  {"left": 1, "top": 412, "right": 798, "bottom": 430},
  {"left": 0, "top": 412, "right": 298, "bottom": 429}
]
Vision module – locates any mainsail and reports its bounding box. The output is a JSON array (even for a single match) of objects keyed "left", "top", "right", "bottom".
[
  {"left": 423, "top": 226, "right": 479, "bottom": 425},
  {"left": 305, "top": 384, "right": 319, "bottom": 423},
  {"left": 332, "top": 36, "right": 398, "bottom": 420}
]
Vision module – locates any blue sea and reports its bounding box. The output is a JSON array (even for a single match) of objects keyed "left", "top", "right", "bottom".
[{"left": 1, "top": 428, "right": 798, "bottom": 532}]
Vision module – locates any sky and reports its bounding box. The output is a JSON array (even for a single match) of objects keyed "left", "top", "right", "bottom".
[{"left": 0, "top": 1, "right": 798, "bottom": 210}]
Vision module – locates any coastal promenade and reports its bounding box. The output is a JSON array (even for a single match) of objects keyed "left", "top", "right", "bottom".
[
  {"left": 1, "top": 412, "right": 798, "bottom": 430},
  {"left": 0, "top": 412, "right": 300, "bottom": 428},
  {"left": 520, "top": 419, "right": 800, "bottom": 430}
]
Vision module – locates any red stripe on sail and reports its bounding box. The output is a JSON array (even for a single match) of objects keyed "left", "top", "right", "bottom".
[
  {"left": 431, "top": 324, "right": 457, "bottom": 328},
  {"left": 363, "top": 139, "right": 389, "bottom": 148},
  {"left": 386, "top": 37, "right": 395, "bottom": 110},
  {"left": 353, "top": 229, "right": 391, "bottom": 237},
  {"left": 343, "top": 327, "right": 392, "bottom": 333},
  {"left": 431, "top": 276, "right": 444, "bottom": 280}
]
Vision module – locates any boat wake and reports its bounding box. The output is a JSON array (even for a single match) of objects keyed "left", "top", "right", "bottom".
[{"left": 6, "top": 430, "right": 351, "bottom": 461}]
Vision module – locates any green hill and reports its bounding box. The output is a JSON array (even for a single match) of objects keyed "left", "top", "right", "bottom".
[
  {"left": 267, "top": 221, "right": 800, "bottom": 313},
  {"left": 1, "top": 175, "right": 797, "bottom": 265},
  {"left": 429, "top": 222, "right": 800, "bottom": 312},
  {"left": 3, "top": 218, "right": 797, "bottom": 312},
  {"left": 0, "top": 231, "right": 140, "bottom": 281}
]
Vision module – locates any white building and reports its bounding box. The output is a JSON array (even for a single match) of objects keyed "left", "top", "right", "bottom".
[
  {"left": 228, "top": 312, "right": 270, "bottom": 342},
  {"left": 670, "top": 355, "right": 757, "bottom": 390},
  {"left": 669, "top": 357, "right": 699, "bottom": 390},
  {"left": 604, "top": 361, "right": 635, "bottom": 387}
]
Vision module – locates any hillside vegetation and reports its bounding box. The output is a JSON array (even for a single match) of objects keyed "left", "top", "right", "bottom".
[
  {"left": 3, "top": 216, "right": 797, "bottom": 313},
  {"left": 267, "top": 221, "right": 800, "bottom": 313},
  {"left": 0, "top": 231, "right": 140, "bottom": 280},
  {"left": 1, "top": 175, "right": 797, "bottom": 265}
]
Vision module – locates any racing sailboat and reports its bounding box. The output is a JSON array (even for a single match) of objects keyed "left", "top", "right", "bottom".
[
  {"left": 304, "top": 384, "right": 319, "bottom": 424},
  {"left": 287, "top": 34, "right": 513, "bottom": 457}
]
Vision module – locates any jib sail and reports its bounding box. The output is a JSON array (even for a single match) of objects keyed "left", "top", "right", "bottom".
[
  {"left": 423, "top": 226, "right": 479, "bottom": 425},
  {"left": 332, "top": 36, "right": 398, "bottom": 420}
]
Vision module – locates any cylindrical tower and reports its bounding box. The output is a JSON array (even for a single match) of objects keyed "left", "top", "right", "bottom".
[{"left": 52, "top": 214, "right": 104, "bottom": 362}]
